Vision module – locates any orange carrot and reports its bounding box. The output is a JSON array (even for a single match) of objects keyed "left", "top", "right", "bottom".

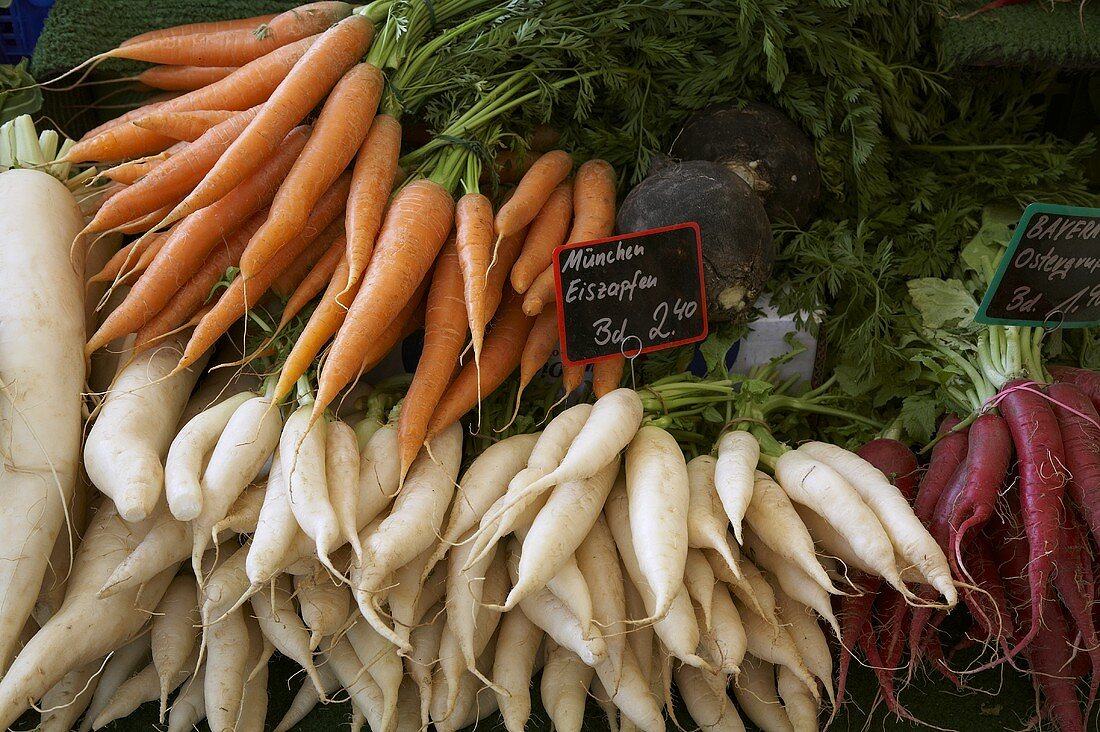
[
  {"left": 483, "top": 226, "right": 527, "bottom": 321},
  {"left": 314, "top": 178, "right": 455, "bottom": 421},
  {"left": 137, "top": 66, "right": 239, "bottom": 91},
  {"left": 86, "top": 231, "right": 168, "bottom": 286},
  {"left": 508, "top": 306, "right": 560, "bottom": 421},
  {"left": 511, "top": 181, "right": 571, "bottom": 293},
  {"left": 521, "top": 265, "right": 556, "bottom": 316},
  {"left": 494, "top": 150, "right": 572, "bottom": 240},
  {"left": 566, "top": 159, "right": 617, "bottom": 244},
  {"left": 563, "top": 360, "right": 585, "bottom": 394},
  {"left": 121, "top": 14, "right": 278, "bottom": 47},
  {"left": 65, "top": 36, "right": 318, "bottom": 163},
  {"left": 175, "top": 200, "right": 343, "bottom": 372},
  {"left": 455, "top": 193, "right": 495, "bottom": 370},
  {"left": 424, "top": 291, "right": 536, "bottom": 441},
  {"left": 168, "top": 16, "right": 374, "bottom": 229},
  {"left": 98, "top": 146, "right": 178, "bottom": 185},
  {"left": 113, "top": 203, "right": 176, "bottom": 236},
  {"left": 86, "top": 126, "right": 311, "bottom": 356},
  {"left": 276, "top": 227, "right": 345, "bottom": 316},
  {"left": 102, "top": 2, "right": 351, "bottom": 66},
  {"left": 592, "top": 357, "right": 625, "bottom": 398},
  {"left": 133, "top": 110, "right": 238, "bottom": 141},
  {"left": 132, "top": 210, "right": 268, "bottom": 353},
  {"left": 397, "top": 238, "right": 466, "bottom": 478},
  {"left": 358, "top": 281, "right": 428, "bottom": 377},
  {"left": 238, "top": 61, "right": 383, "bottom": 280},
  {"left": 343, "top": 114, "right": 402, "bottom": 291},
  {"left": 272, "top": 221, "right": 345, "bottom": 300},
  {"left": 493, "top": 149, "right": 539, "bottom": 185},
  {"left": 85, "top": 106, "right": 259, "bottom": 235}
]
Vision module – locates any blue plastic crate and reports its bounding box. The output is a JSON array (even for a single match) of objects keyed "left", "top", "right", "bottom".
[{"left": 0, "top": 0, "right": 53, "bottom": 63}]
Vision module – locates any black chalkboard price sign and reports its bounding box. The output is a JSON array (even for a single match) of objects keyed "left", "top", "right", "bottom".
[
  {"left": 553, "top": 222, "right": 708, "bottom": 365},
  {"left": 977, "top": 203, "right": 1100, "bottom": 329}
]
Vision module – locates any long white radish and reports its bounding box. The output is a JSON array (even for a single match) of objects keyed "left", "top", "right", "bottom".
[
  {"left": 272, "top": 665, "right": 339, "bottom": 732},
  {"left": 606, "top": 477, "right": 707, "bottom": 669},
  {"left": 92, "top": 653, "right": 194, "bottom": 729},
  {"left": 675, "top": 665, "right": 746, "bottom": 732},
  {"left": 250, "top": 574, "right": 323, "bottom": 693},
  {"left": 34, "top": 475, "right": 90, "bottom": 625},
  {"left": 777, "top": 665, "right": 820, "bottom": 732},
  {"left": 743, "top": 530, "right": 840, "bottom": 640},
  {"left": 85, "top": 329, "right": 209, "bottom": 522},
  {"left": 388, "top": 546, "right": 440, "bottom": 650},
  {"left": 685, "top": 548, "right": 717, "bottom": 630},
  {"left": 736, "top": 598, "right": 818, "bottom": 700},
  {"left": 505, "top": 538, "right": 606, "bottom": 666},
  {"left": 714, "top": 430, "right": 759, "bottom": 544},
  {"left": 211, "top": 480, "right": 266, "bottom": 536},
  {"left": 191, "top": 395, "right": 281, "bottom": 572},
  {"left": 774, "top": 586, "right": 834, "bottom": 707},
  {"left": 355, "top": 422, "right": 400, "bottom": 529},
  {"left": 433, "top": 636, "right": 498, "bottom": 732},
  {"left": 734, "top": 657, "right": 794, "bottom": 732},
  {"left": 487, "top": 391, "right": 641, "bottom": 525},
  {"left": 0, "top": 169, "right": 85, "bottom": 672},
  {"left": 542, "top": 641, "right": 594, "bottom": 732},
  {"left": 746, "top": 471, "right": 836, "bottom": 593},
  {"left": 545, "top": 558, "right": 594, "bottom": 637},
  {"left": 79, "top": 633, "right": 151, "bottom": 732},
  {"left": 493, "top": 608, "right": 543, "bottom": 732},
  {"left": 773, "top": 450, "right": 908, "bottom": 597},
  {"left": 506, "top": 457, "right": 619, "bottom": 609},
  {"left": 405, "top": 601, "right": 446, "bottom": 728},
  {"left": 593, "top": 645, "right": 666, "bottom": 732},
  {"left": 421, "top": 432, "right": 538, "bottom": 584},
  {"left": 326, "top": 419, "right": 362, "bottom": 559},
  {"left": 203, "top": 606, "right": 250, "bottom": 732},
  {"left": 355, "top": 424, "right": 462, "bottom": 646},
  {"left": 347, "top": 618, "right": 403, "bottom": 731},
  {"left": 325, "top": 637, "right": 387, "bottom": 732},
  {"left": 590, "top": 673, "right": 620, "bottom": 732},
  {"left": 98, "top": 505, "right": 191, "bottom": 598},
  {"left": 707, "top": 581, "right": 747, "bottom": 675},
  {"left": 281, "top": 404, "right": 340, "bottom": 567},
  {"left": 396, "top": 678, "right": 422, "bottom": 732},
  {"left": 576, "top": 515, "right": 628, "bottom": 685},
  {"left": 246, "top": 448, "right": 299, "bottom": 589},
  {"left": 166, "top": 665, "right": 206, "bottom": 732},
  {"left": 685, "top": 455, "right": 742, "bottom": 577},
  {"left": 151, "top": 575, "right": 200, "bottom": 720},
  {"left": 0, "top": 503, "right": 175, "bottom": 730},
  {"left": 294, "top": 563, "right": 351, "bottom": 650},
  {"left": 165, "top": 392, "right": 252, "bottom": 520},
  {"left": 792, "top": 503, "right": 911, "bottom": 585},
  {"left": 236, "top": 652, "right": 268, "bottom": 732},
  {"left": 199, "top": 541, "right": 250, "bottom": 627},
  {"left": 39, "top": 658, "right": 103, "bottom": 732},
  {"left": 706, "top": 544, "right": 770, "bottom": 626},
  {"left": 444, "top": 538, "right": 497, "bottom": 686},
  {"left": 625, "top": 425, "right": 689, "bottom": 621},
  {"left": 797, "top": 442, "right": 955, "bottom": 605}
]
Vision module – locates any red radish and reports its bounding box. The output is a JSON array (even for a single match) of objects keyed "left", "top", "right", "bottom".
[
  {"left": 949, "top": 414, "right": 1012, "bottom": 578},
  {"left": 856, "top": 438, "right": 919, "bottom": 500},
  {"left": 1047, "top": 381, "right": 1100, "bottom": 548},
  {"left": 1048, "top": 365, "right": 1100, "bottom": 412},
  {"left": 915, "top": 415, "right": 969, "bottom": 524},
  {"left": 1052, "top": 517, "right": 1100, "bottom": 708},
  {"left": 999, "top": 379, "right": 1068, "bottom": 658},
  {"left": 1028, "top": 596, "right": 1086, "bottom": 732},
  {"left": 836, "top": 575, "right": 880, "bottom": 706}
]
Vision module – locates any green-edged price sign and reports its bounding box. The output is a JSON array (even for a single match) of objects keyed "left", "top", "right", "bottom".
[{"left": 977, "top": 203, "right": 1100, "bottom": 329}]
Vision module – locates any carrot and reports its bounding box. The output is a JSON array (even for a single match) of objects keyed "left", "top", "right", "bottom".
[
  {"left": 100, "top": 2, "right": 352, "bottom": 67},
  {"left": 522, "top": 264, "right": 556, "bottom": 316},
  {"left": 494, "top": 150, "right": 572, "bottom": 241},
  {"left": 86, "top": 231, "right": 169, "bottom": 286},
  {"left": 425, "top": 291, "right": 536, "bottom": 440},
  {"left": 456, "top": 193, "right": 495, "bottom": 373},
  {"left": 86, "top": 106, "right": 261, "bottom": 235},
  {"left": 275, "top": 225, "right": 346, "bottom": 319},
  {"left": 65, "top": 36, "right": 318, "bottom": 163},
  {"left": 563, "top": 361, "right": 585, "bottom": 394},
  {"left": 269, "top": 251, "right": 361, "bottom": 403},
  {"left": 120, "top": 14, "right": 279, "bottom": 47},
  {"left": 133, "top": 209, "right": 268, "bottom": 353},
  {"left": 271, "top": 222, "right": 344, "bottom": 300},
  {"left": 99, "top": 149, "right": 175, "bottom": 185},
  {"left": 358, "top": 280, "right": 429, "bottom": 377},
  {"left": 484, "top": 227, "right": 527, "bottom": 321},
  {"left": 134, "top": 110, "right": 239, "bottom": 142},
  {"left": 137, "top": 66, "right": 239, "bottom": 92},
  {"left": 567, "top": 159, "right": 617, "bottom": 244},
  {"left": 592, "top": 357, "right": 625, "bottom": 398},
  {"left": 511, "top": 182, "right": 571, "bottom": 293},
  {"left": 113, "top": 202, "right": 178, "bottom": 237},
  {"left": 510, "top": 308, "right": 560, "bottom": 419},
  {"left": 238, "top": 62, "right": 383, "bottom": 280},
  {"left": 168, "top": 16, "right": 374, "bottom": 229},
  {"left": 110, "top": 231, "right": 170, "bottom": 285},
  {"left": 397, "top": 238, "right": 466, "bottom": 479},
  {"left": 344, "top": 115, "right": 403, "bottom": 291},
  {"left": 315, "top": 178, "right": 455, "bottom": 420},
  {"left": 86, "top": 126, "right": 311, "bottom": 356}
]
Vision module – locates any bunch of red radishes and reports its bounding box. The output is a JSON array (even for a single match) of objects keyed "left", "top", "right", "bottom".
[{"left": 840, "top": 365, "right": 1100, "bottom": 732}]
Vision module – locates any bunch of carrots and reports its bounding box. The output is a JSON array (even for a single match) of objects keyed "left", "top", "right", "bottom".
[{"left": 72, "top": 1, "right": 627, "bottom": 486}]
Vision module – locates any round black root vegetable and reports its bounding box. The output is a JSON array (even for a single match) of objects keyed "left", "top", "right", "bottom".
[
  {"left": 670, "top": 102, "right": 821, "bottom": 227},
  {"left": 616, "top": 160, "right": 773, "bottom": 323}
]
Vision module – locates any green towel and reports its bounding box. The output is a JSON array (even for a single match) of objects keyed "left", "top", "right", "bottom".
[{"left": 942, "top": 0, "right": 1100, "bottom": 68}]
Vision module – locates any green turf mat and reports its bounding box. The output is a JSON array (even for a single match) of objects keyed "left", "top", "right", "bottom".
[{"left": 943, "top": 1, "right": 1100, "bottom": 68}]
